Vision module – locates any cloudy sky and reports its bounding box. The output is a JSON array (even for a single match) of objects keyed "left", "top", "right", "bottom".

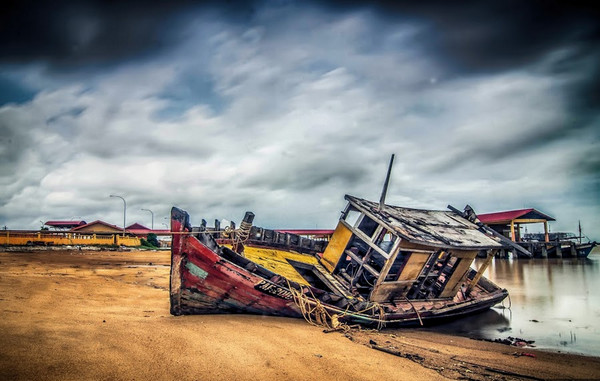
[{"left": 1, "top": 0, "right": 599, "bottom": 239}]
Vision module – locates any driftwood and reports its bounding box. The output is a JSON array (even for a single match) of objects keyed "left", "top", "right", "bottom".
[{"left": 370, "top": 344, "right": 425, "bottom": 362}]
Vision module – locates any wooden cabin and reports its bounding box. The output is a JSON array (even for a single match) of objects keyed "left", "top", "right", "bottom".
[{"left": 320, "top": 195, "right": 503, "bottom": 303}]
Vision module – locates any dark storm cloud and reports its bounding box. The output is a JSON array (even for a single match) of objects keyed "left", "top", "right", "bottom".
[
  {"left": 0, "top": 0, "right": 258, "bottom": 67},
  {"left": 3, "top": 0, "right": 598, "bottom": 72},
  {"left": 557, "top": 48, "right": 600, "bottom": 113},
  {"left": 325, "top": 0, "right": 600, "bottom": 73}
]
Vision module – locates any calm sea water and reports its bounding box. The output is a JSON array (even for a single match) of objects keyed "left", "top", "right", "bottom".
[{"left": 419, "top": 248, "right": 600, "bottom": 356}]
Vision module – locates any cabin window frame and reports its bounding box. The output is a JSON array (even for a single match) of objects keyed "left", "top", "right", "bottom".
[
  {"left": 336, "top": 209, "right": 407, "bottom": 297},
  {"left": 404, "top": 250, "right": 463, "bottom": 300}
]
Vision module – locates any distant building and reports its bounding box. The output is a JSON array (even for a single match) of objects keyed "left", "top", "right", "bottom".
[
  {"left": 126, "top": 223, "right": 148, "bottom": 230},
  {"left": 42, "top": 219, "right": 170, "bottom": 247},
  {"left": 70, "top": 220, "right": 124, "bottom": 234},
  {"left": 122, "top": 223, "right": 170, "bottom": 247},
  {"left": 125, "top": 223, "right": 170, "bottom": 237},
  {"left": 44, "top": 220, "right": 87, "bottom": 230},
  {"left": 477, "top": 208, "right": 555, "bottom": 242}
]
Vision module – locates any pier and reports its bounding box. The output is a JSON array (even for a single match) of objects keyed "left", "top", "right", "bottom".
[{"left": 494, "top": 239, "right": 596, "bottom": 259}]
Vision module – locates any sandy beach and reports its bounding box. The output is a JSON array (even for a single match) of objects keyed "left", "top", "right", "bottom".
[{"left": 1, "top": 249, "right": 599, "bottom": 380}]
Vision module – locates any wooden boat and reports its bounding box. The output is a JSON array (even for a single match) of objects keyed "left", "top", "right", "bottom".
[
  {"left": 573, "top": 241, "right": 598, "bottom": 258},
  {"left": 545, "top": 240, "right": 597, "bottom": 258},
  {"left": 169, "top": 194, "right": 509, "bottom": 328}
]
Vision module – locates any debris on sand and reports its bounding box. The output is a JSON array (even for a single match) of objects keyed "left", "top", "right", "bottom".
[{"left": 475, "top": 336, "right": 535, "bottom": 347}]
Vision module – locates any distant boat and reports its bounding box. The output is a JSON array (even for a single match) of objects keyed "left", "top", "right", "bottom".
[
  {"left": 573, "top": 241, "right": 598, "bottom": 257},
  {"left": 523, "top": 231, "right": 597, "bottom": 258},
  {"left": 169, "top": 195, "right": 509, "bottom": 328}
]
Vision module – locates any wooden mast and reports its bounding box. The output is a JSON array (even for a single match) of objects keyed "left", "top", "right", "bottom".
[{"left": 378, "top": 154, "right": 395, "bottom": 212}]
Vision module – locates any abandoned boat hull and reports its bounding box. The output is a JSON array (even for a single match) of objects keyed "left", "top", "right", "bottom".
[
  {"left": 171, "top": 234, "right": 303, "bottom": 318},
  {"left": 170, "top": 207, "right": 508, "bottom": 327}
]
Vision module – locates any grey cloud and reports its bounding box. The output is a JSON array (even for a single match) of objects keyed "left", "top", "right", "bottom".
[
  {"left": 242, "top": 155, "right": 369, "bottom": 192},
  {"left": 45, "top": 106, "right": 86, "bottom": 125},
  {"left": 425, "top": 120, "right": 592, "bottom": 174},
  {"left": 0, "top": 116, "right": 29, "bottom": 171}
]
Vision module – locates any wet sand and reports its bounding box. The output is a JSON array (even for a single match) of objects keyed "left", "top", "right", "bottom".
[{"left": 1, "top": 249, "right": 599, "bottom": 380}]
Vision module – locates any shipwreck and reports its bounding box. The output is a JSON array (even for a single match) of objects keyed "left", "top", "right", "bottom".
[{"left": 170, "top": 184, "right": 508, "bottom": 327}]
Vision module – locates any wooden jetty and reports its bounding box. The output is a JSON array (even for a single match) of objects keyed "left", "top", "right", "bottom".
[{"left": 476, "top": 209, "right": 596, "bottom": 258}]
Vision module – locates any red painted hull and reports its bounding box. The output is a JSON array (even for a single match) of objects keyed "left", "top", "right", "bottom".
[{"left": 172, "top": 232, "right": 304, "bottom": 318}]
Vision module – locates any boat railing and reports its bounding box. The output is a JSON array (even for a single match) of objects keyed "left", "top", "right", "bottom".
[{"left": 203, "top": 225, "right": 328, "bottom": 254}]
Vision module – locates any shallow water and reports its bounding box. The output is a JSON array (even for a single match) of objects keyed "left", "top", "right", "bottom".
[{"left": 424, "top": 248, "right": 600, "bottom": 356}]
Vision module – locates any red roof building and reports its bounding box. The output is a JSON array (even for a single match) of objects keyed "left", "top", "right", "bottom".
[
  {"left": 69, "top": 221, "right": 171, "bottom": 237},
  {"left": 126, "top": 223, "right": 149, "bottom": 230},
  {"left": 477, "top": 208, "right": 555, "bottom": 242},
  {"left": 70, "top": 220, "right": 124, "bottom": 234},
  {"left": 45, "top": 220, "right": 87, "bottom": 230},
  {"left": 125, "top": 223, "right": 170, "bottom": 237},
  {"left": 127, "top": 227, "right": 171, "bottom": 237}
]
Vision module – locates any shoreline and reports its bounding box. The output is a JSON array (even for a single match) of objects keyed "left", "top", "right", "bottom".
[{"left": 1, "top": 249, "right": 599, "bottom": 380}]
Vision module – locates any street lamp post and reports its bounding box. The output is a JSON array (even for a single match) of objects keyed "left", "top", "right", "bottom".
[
  {"left": 141, "top": 208, "right": 154, "bottom": 230},
  {"left": 109, "top": 194, "right": 126, "bottom": 237}
]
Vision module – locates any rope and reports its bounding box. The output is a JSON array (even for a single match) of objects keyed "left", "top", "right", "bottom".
[
  {"left": 237, "top": 220, "right": 252, "bottom": 242},
  {"left": 403, "top": 297, "right": 423, "bottom": 326},
  {"left": 218, "top": 225, "right": 251, "bottom": 255},
  {"left": 502, "top": 293, "right": 512, "bottom": 309},
  {"left": 287, "top": 280, "right": 339, "bottom": 330},
  {"left": 221, "top": 226, "right": 233, "bottom": 238},
  {"left": 229, "top": 221, "right": 252, "bottom": 256},
  {"left": 286, "top": 280, "right": 387, "bottom": 330}
]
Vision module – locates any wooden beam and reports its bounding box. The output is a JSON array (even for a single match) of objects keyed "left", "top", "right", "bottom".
[
  {"left": 512, "top": 218, "right": 549, "bottom": 224},
  {"left": 344, "top": 250, "right": 380, "bottom": 277},
  {"left": 466, "top": 250, "right": 496, "bottom": 295},
  {"left": 544, "top": 221, "right": 549, "bottom": 242},
  {"left": 374, "top": 239, "right": 402, "bottom": 288},
  {"left": 340, "top": 220, "right": 391, "bottom": 260},
  {"left": 510, "top": 220, "right": 515, "bottom": 242}
]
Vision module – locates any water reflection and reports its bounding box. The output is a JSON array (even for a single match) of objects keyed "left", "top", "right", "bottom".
[{"left": 412, "top": 251, "right": 600, "bottom": 356}]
